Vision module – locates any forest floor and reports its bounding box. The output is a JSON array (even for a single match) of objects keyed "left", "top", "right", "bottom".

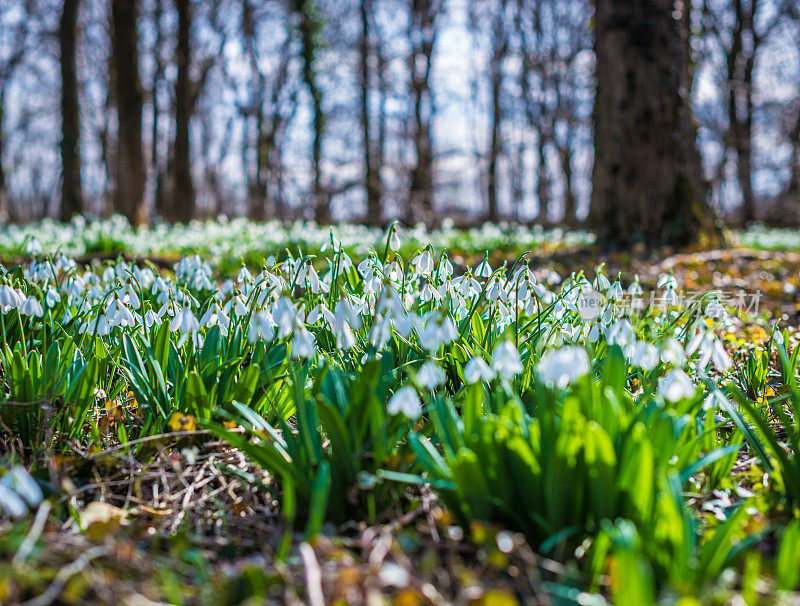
[{"left": 2, "top": 241, "right": 800, "bottom": 605}]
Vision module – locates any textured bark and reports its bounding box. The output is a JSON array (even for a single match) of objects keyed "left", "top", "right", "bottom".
[
  {"left": 0, "top": 91, "right": 8, "bottom": 223},
  {"left": 111, "top": 0, "right": 146, "bottom": 225},
  {"left": 172, "top": 0, "right": 195, "bottom": 223},
  {"left": 59, "top": 0, "right": 83, "bottom": 221},
  {"left": 406, "top": 0, "right": 436, "bottom": 225},
  {"left": 291, "top": 0, "right": 326, "bottom": 223},
  {"left": 727, "top": 0, "right": 757, "bottom": 224},
  {"left": 151, "top": 0, "right": 166, "bottom": 219},
  {"left": 591, "top": 0, "right": 718, "bottom": 249},
  {"left": 487, "top": 0, "right": 508, "bottom": 223},
  {"left": 360, "top": 0, "right": 382, "bottom": 225}
]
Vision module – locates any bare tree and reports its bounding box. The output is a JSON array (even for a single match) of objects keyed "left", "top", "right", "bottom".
[
  {"left": 360, "top": 0, "right": 383, "bottom": 225},
  {"left": 59, "top": 0, "right": 83, "bottom": 221},
  {"left": 111, "top": 0, "right": 146, "bottom": 224},
  {"left": 406, "top": 0, "right": 439, "bottom": 225},
  {"left": 486, "top": 0, "right": 509, "bottom": 223},
  {"left": 592, "top": 0, "right": 717, "bottom": 248},
  {"left": 170, "top": 0, "right": 195, "bottom": 222}
]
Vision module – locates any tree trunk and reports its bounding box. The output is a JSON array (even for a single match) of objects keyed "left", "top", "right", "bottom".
[
  {"left": 111, "top": 0, "right": 146, "bottom": 225},
  {"left": 172, "top": 0, "right": 195, "bottom": 223},
  {"left": 360, "top": 0, "right": 382, "bottom": 225},
  {"left": 591, "top": 0, "right": 717, "bottom": 249},
  {"left": 487, "top": 1, "right": 508, "bottom": 224},
  {"left": 557, "top": 144, "right": 576, "bottom": 226},
  {"left": 151, "top": 0, "right": 166, "bottom": 219},
  {"left": 536, "top": 132, "right": 549, "bottom": 224},
  {"left": 59, "top": 0, "right": 83, "bottom": 221},
  {"left": 406, "top": 0, "right": 436, "bottom": 226},
  {"left": 0, "top": 90, "right": 8, "bottom": 223}
]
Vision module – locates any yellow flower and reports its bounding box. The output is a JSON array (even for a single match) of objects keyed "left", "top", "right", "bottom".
[
  {"left": 168, "top": 412, "right": 197, "bottom": 432},
  {"left": 105, "top": 400, "right": 124, "bottom": 423}
]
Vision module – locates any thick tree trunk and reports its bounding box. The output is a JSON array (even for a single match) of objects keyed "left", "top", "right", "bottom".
[
  {"left": 151, "top": 0, "right": 166, "bottom": 219},
  {"left": 536, "top": 133, "right": 549, "bottom": 224},
  {"left": 59, "top": 0, "right": 83, "bottom": 222},
  {"left": 591, "top": 0, "right": 717, "bottom": 249},
  {"left": 406, "top": 0, "right": 436, "bottom": 226},
  {"left": 0, "top": 91, "right": 8, "bottom": 223},
  {"left": 360, "top": 0, "right": 382, "bottom": 226},
  {"left": 111, "top": 0, "right": 146, "bottom": 225},
  {"left": 172, "top": 0, "right": 195, "bottom": 223},
  {"left": 487, "top": 2, "right": 507, "bottom": 224},
  {"left": 557, "top": 144, "right": 576, "bottom": 226}
]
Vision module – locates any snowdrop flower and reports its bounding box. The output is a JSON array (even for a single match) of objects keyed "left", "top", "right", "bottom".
[
  {"left": 200, "top": 303, "right": 230, "bottom": 335},
  {"left": 419, "top": 315, "right": 457, "bottom": 352},
  {"left": 608, "top": 280, "right": 624, "bottom": 301},
  {"left": 368, "top": 315, "right": 393, "bottom": 349},
  {"left": 20, "top": 296, "right": 44, "bottom": 318},
  {"left": 106, "top": 298, "right": 135, "bottom": 328},
  {"left": 658, "top": 369, "right": 695, "bottom": 402},
  {"left": 332, "top": 312, "right": 356, "bottom": 349},
  {"left": 291, "top": 324, "right": 316, "bottom": 359},
  {"left": 1, "top": 466, "right": 43, "bottom": 509},
  {"left": 475, "top": 259, "right": 493, "bottom": 279},
  {"left": 687, "top": 330, "right": 733, "bottom": 373},
  {"left": 420, "top": 282, "right": 440, "bottom": 303},
  {"left": 237, "top": 265, "right": 253, "bottom": 285},
  {"left": 0, "top": 285, "right": 22, "bottom": 313},
  {"left": 536, "top": 345, "right": 589, "bottom": 388},
  {"left": 464, "top": 356, "right": 494, "bottom": 384},
  {"left": 630, "top": 341, "right": 659, "bottom": 371},
  {"left": 249, "top": 310, "right": 276, "bottom": 343},
  {"left": 273, "top": 297, "right": 299, "bottom": 338},
  {"left": 660, "top": 337, "right": 686, "bottom": 366},
  {"left": 438, "top": 256, "right": 453, "bottom": 279},
  {"left": 593, "top": 272, "right": 611, "bottom": 292},
  {"left": 417, "top": 360, "right": 445, "bottom": 389},
  {"left": 144, "top": 309, "right": 161, "bottom": 328},
  {"left": 412, "top": 250, "right": 433, "bottom": 275},
  {"left": 492, "top": 341, "right": 523, "bottom": 381},
  {"left": 170, "top": 304, "right": 200, "bottom": 347},
  {"left": 388, "top": 229, "right": 401, "bottom": 252},
  {"left": 387, "top": 386, "right": 422, "bottom": 419},
  {"left": 45, "top": 287, "right": 61, "bottom": 308},
  {"left": 704, "top": 389, "right": 728, "bottom": 411}
]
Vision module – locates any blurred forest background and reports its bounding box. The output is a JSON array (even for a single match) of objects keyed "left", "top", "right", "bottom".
[{"left": 0, "top": 0, "right": 799, "bottom": 238}]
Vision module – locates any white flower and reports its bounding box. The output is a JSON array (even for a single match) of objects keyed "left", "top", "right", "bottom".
[
  {"left": 388, "top": 386, "right": 422, "bottom": 419},
  {"left": 249, "top": 310, "right": 276, "bottom": 342},
  {"left": 536, "top": 345, "right": 589, "bottom": 388},
  {"left": 703, "top": 389, "right": 728, "bottom": 411},
  {"left": 658, "top": 369, "right": 695, "bottom": 402},
  {"left": 492, "top": 341, "right": 523, "bottom": 381},
  {"left": 170, "top": 304, "right": 200, "bottom": 347},
  {"left": 388, "top": 230, "right": 401, "bottom": 251},
  {"left": 200, "top": 303, "right": 230, "bottom": 335},
  {"left": 475, "top": 259, "right": 493, "bottom": 278},
  {"left": 464, "top": 356, "right": 494, "bottom": 384},
  {"left": 630, "top": 341, "right": 659, "bottom": 371},
  {"left": 660, "top": 337, "right": 686, "bottom": 366},
  {"left": 20, "top": 296, "right": 44, "bottom": 318},
  {"left": 144, "top": 309, "right": 161, "bottom": 328},
  {"left": 412, "top": 250, "right": 433, "bottom": 275},
  {"left": 417, "top": 360, "right": 445, "bottom": 389},
  {"left": 291, "top": 324, "right": 316, "bottom": 359}
]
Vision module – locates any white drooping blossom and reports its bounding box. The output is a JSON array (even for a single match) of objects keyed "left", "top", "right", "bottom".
[
  {"left": 492, "top": 341, "right": 523, "bottom": 381},
  {"left": 417, "top": 360, "right": 445, "bottom": 390},
  {"left": 388, "top": 386, "right": 422, "bottom": 419},
  {"left": 536, "top": 345, "right": 589, "bottom": 389},
  {"left": 464, "top": 356, "right": 494, "bottom": 384},
  {"left": 658, "top": 369, "right": 696, "bottom": 402}
]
